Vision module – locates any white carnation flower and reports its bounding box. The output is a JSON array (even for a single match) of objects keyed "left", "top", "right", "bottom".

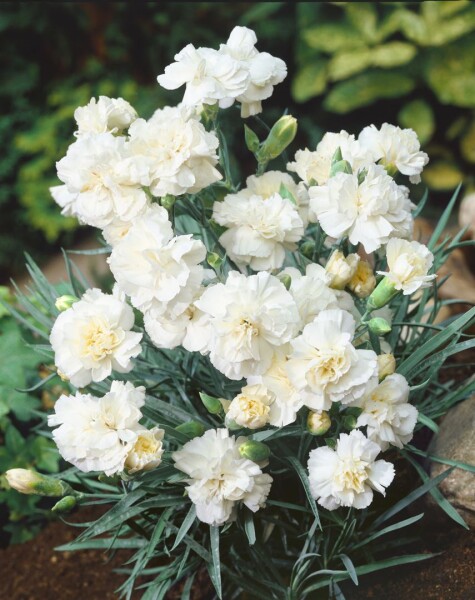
[
  {"left": 359, "top": 123, "right": 429, "bottom": 184},
  {"left": 74, "top": 96, "right": 137, "bottom": 136},
  {"left": 287, "top": 130, "right": 373, "bottom": 186},
  {"left": 50, "top": 288, "right": 142, "bottom": 388},
  {"left": 172, "top": 429, "right": 272, "bottom": 526},
  {"left": 378, "top": 238, "right": 436, "bottom": 295},
  {"left": 126, "top": 105, "right": 221, "bottom": 197},
  {"left": 48, "top": 382, "right": 146, "bottom": 476},
  {"left": 50, "top": 185, "right": 77, "bottom": 217},
  {"left": 157, "top": 44, "right": 249, "bottom": 109},
  {"left": 308, "top": 164, "right": 415, "bottom": 253},
  {"left": 226, "top": 383, "right": 274, "bottom": 429},
  {"left": 55, "top": 132, "right": 147, "bottom": 229},
  {"left": 220, "top": 26, "right": 287, "bottom": 117},
  {"left": 307, "top": 429, "right": 395, "bottom": 510},
  {"left": 287, "top": 309, "right": 377, "bottom": 410},
  {"left": 125, "top": 427, "right": 165, "bottom": 474},
  {"left": 213, "top": 172, "right": 305, "bottom": 271},
  {"left": 248, "top": 346, "right": 304, "bottom": 427},
  {"left": 108, "top": 206, "right": 206, "bottom": 314},
  {"left": 195, "top": 271, "right": 300, "bottom": 380},
  {"left": 325, "top": 250, "right": 360, "bottom": 290},
  {"left": 354, "top": 374, "right": 418, "bottom": 450}
]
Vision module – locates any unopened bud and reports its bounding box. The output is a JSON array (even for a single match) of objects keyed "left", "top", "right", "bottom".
[
  {"left": 5, "top": 469, "right": 73, "bottom": 497},
  {"left": 258, "top": 115, "right": 297, "bottom": 162},
  {"left": 348, "top": 261, "right": 376, "bottom": 298},
  {"left": 244, "top": 124, "right": 260, "bottom": 154},
  {"left": 326, "top": 251, "right": 359, "bottom": 290},
  {"left": 55, "top": 295, "right": 78, "bottom": 312},
  {"left": 239, "top": 440, "right": 271, "bottom": 463},
  {"left": 199, "top": 392, "right": 223, "bottom": 415},
  {"left": 207, "top": 252, "right": 223, "bottom": 271},
  {"left": 377, "top": 353, "right": 396, "bottom": 380},
  {"left": 307, "top": 410, "right": 331, "bottom": 436},
  {"left": 161, "top": 194, "right": 176, "bottom": 211},
  {"left": 300, "top": 240, "right": 316, "bottom": 259},
  {"left": 367, "top": 277, "right": 398, "bottom": 310},
  {"left": 52, "top": 495, "right": 78, "bottom": 514},
  {"left": 342, "top": 415, "right": 357, "bottom": 430},
  {"left": 278, "top": 274, "right": 292, "bottom": 290},
  {"left": 175, "top": 421, "right": 205, "bottom": 439},
  {"left": 368, "top": 317, "right": 392, "bottom": 336}
]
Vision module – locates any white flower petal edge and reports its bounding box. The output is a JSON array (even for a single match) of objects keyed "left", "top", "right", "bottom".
[
  {"left": 378, "top": 238, "right": 436, "bottom": 295},
  {"left": 74, "top": 96, "right": 137, "bottom": 136},
  {"left": 172, "top": 429, "right": 272, "bottom": 526},
  {"left": 50, "top": 288, "right": 142, "bottom": 388},
  {"left": 48, "top": 382, "right": 147, "bottom": 476},
  {"left": 287, "top": 309, "right": 377, "bottom": 410},
  {"left": 195, "top": 271, "right": 300, "bottom": 380},
  {"left": 307, "top": 430, "right": 395, "bottom": 510},
  {"left": 359, "top": 123, "right": 429, "bottom": 184},
  {"left": 354, "top": 374, "right": 418, "bottom": 450}
]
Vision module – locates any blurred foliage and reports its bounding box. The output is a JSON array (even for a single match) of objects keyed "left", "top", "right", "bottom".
[
  {"left": 0, "top": 287, "right": 62, "bottom": 543},
  {"left": 293, "top": 2, "right": 475, "bottom": 194}
]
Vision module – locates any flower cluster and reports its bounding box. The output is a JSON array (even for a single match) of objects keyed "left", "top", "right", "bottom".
[{"left": 42, "top": 25, "right": 437, "bottom": 530}]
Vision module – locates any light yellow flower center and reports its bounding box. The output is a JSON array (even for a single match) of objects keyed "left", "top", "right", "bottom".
[
  {"left": 81, "top": 319, "right": 122, "bottom": 361},
  {"left": 134, "top": 434, "right": 160, "bottom": 456},
  {"left": 335, "top": 458, "right": 369, "bottom": 494}
]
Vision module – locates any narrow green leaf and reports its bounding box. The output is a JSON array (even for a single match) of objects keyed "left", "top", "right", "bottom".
[
  {"left": 208, "top": 525, "right": 222, "bottom": 599},
  {"left": 244, "top": 510, "right": 256, "bottom": 545},
  {"left": 287, "top": 456, "right": 321, "bottom": 528},
  {"left": 339, "top": 554, "right": 358, "bottom": 585},
  {"left": 172, "top": 505, "right": 197, "bottom": 551}
]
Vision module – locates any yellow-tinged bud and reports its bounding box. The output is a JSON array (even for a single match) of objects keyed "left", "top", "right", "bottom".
[
  {"left": 207, "top": 252, "right": 223, "bottom": 271},
  {"left": 348, "top": 261, "right": 376, "bottom": 298},
  {"left": 307, "top": 411, "right": 331, "bottom": 436},
  {"left": 238, "top": 440, "right": 271, "bottom": 463},
  {"left": 175, "top": 421, "right": 205, "bottom": 439},
  {"left": 377, "top": 353, "right": 396, "bottom": 380},
  {"left": 258, "top": 115, "right": 297, "bottom": 162},
  {"left": 326, "top": 251, "right": 359, "bottom": 290},
  {"left": 368, "top": 317, "right": 392, "bottom": 336},
  {"left": 5, "top": 469, "right": 73, "bottom": 497},
  {"left": 55, "top": 295, "right": 78, "bottom": 312},
  {"left": 367, "top": 277, "right": 398, "bottom": 310}
]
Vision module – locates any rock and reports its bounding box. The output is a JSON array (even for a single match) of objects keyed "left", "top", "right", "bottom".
[{"left": 428, "top": 395, "right": 475, "bottom": 527}]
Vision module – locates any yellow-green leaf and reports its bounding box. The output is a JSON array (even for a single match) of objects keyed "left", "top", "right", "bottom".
[
  {"left": 303, "top": 23, "right": 364, "bottom": 54},
  {"left": 324, "top": 72, "right": 415, "bottom": 114},
  {"left": 398, "top": 100, "right": 435, "bottom": 145},
  {"left": 328, "top": 48, "right": 372, "bottom": 82},
  {"left": 292, "top": 60, "right": 327, "bottom": 102},
  {"left": 460, "top": 121, "right": 475, "bottom": 163},
  {"left": 372, "top": 42, "right": 417, "bottom": 68},
  {"left": 422, "top": 161, "right": 464, "bottom": 191}
]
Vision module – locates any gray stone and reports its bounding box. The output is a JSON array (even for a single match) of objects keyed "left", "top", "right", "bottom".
[{"left": 428, "top": 394, "right": 475, "bottom": 527}]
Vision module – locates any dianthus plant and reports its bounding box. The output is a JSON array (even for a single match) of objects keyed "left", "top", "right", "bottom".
[{"left": 6, "top": 26, "right": 475, "bottom": 600}]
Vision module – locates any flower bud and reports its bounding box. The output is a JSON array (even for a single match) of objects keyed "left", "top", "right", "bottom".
[
  {"left": 342, "top": 415, "right": 357, "bottom": 430},
  {"left": 377, "top": 353, "right": 396, "bottom": 381},
  {"left": 238, "top": 440, "right": 271, "bottom": 463},
  {"left": 258, "top": 115, "right": 298, "bottom": 162},
  {"left": 199, "top": 392, "right": 223, "bottom": 415},
  {"left": 175, "top": 421, "right": 205, "bottom": 439},
  {"left": 244, "top": 124, "right": 260, "bottom": 154},
  {"left": 300, "top": 240, "right": 316, "bottom": 259},
  {"left": 5, "top": 469, "right": 73, "bottom": 497},
  {"left": 278, "top": 274, "right": 292, "bottom": 290},
  {"left": 161, "top": 194, "right": 176, "bottom": 211},
  {"left": 368, "top": 317, "right": 392, "bottom": 336},
  {"left": 55, "top": 295, "right": 78, "bottom": 312},
  {"left": 367, "top": 277, "right": 398, "bottom": 310},
  {"left": 307, "top": 410, "right": 331, "bottom": 436},
  {"left": 52, "top": 495, "right": 78, "bottom": 514},
  {"left": 326, "top": 251, "right": 359, "bottom": 290},
  {"left": 207, "top": 252, "right": 223, "bottom": 271},
  {"left": 348, "top": 261, "right": 376, "bottom": 298}
]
